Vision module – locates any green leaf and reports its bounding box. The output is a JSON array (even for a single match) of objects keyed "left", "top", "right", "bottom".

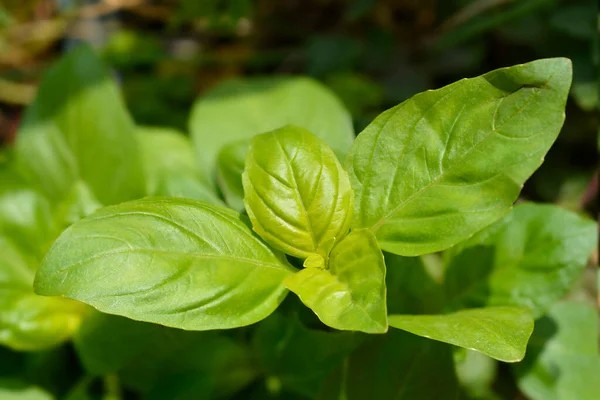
[
  {"left": 73, "top": 311, "right": 165, "bottom": 375},
  {"left": 322, "top": 330, "right": 461, "bottom": 399},
  {"left": 0, "top": 175, "right": 85, "bottom": 351},
  {"left": 444, "top": 203, "right": 597, "bottom": 317},
  {"left": 189, "top": 77, "right": 354, "bottom": 183},
  {"left": 454, "top": 349, "right": 499, "bottom": 400},
  {"left": 0, "top": 237, "right": 85, "bottom": 351},
  {"left": 513, "top": 301, "right": 600, "bottom": 400},
  {"left": 14, "top": 45, "right": 144, "bottom": 205},
  {"left": 252, "top": 313, "right": 362, "bottom": 398},
  {"left": 216, "top": 140, "right": 250, "bottom": 212},
  {"left": 346, "top": 58, "right": 572, "bottom": 256},
  {"left": 55, "top": 181, "right": 102, "bottom": 228},
  {"left": 389, "top": 307, "right": 533, "bottom": 362},
  {"left": 138, "top": 126, "right": 223, "bottom": 204},
  {"left": 385, "top": 253, "right": 444, "bottom": 315},
  {"left": 284, "top": 229, "right": 387, "bottom": 333},
  {"left": 243, "top": 126, "right": 354, "bottom": 258},
  {"left": 0, "top": 380, "right": 53, "bottom": 400},
  {"left": 117, "top": 329, "right": 255, "bottom": 397},
  {"left": 34, "top": 197, "right": 296, "bottom": 330},
  {"left": 0, "top": 182, "right": 57, "bottom": 260}
]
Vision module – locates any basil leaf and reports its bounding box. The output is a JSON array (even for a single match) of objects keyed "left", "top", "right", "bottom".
[
  {"left": 385, "top": 253, "right": 444, "bottom": 315},
  {"left": 0, "top": 380, "right": 53, "bottom": 400},
  {"left": 513, "top": 301, "right": 600, "bottom": 400},
  {"left": 55, "top": 181, "right": 102, "bottom": 228},
  {"left": 0, "top": 182, "right": 57, "bottom": 260},
  {"left": 444, "top": 203, "right": 597, "bottom": 317},
  {"left": 217, "top": 140, "right": 250, "bottom": 212},
  {"left": 0, "top": 175, "right": 85, "bottom": 351},
  {"left": 323, "top": 330, "right": 461, "bottom": 399},
  {"left": 35, "top": 197, "right": 296, "bottom": 330},
  {"left": 73, "top": 311, "right": 163, "bottom": 375},
  {"left": 14, "top": 45, "right": 144, "bottom": 205},
  {"left": 389, "top": 306, "right": 534, "bottom": 362},
  {"left": 138, "top": 127, "right": 223, "bottom": 204},
  {"left": 243, "top": 126, "right": 353, "bottom": 259},
  {"left": 284, "top": 229, "right": 387, "bottom": 333},
  {"left": 117, "top": 329, "right": 255, "bottom": 397},
  {"left": 0, "top": 237, "right": 84, "bottom": 351},
  {"left": 189, "top": 77, "right": 354, "bottom": 183},
  {"left": 346, "top": 58, "right": 572, "bottom": 256},
  {"left": 252, "top": 313, "right": 361, "bottom": 398}
]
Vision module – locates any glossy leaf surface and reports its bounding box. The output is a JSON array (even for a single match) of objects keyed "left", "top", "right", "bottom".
[
  {"left": 35, "top": 197, "right": 296, "bottom": 330},
  {"left": 346, "top": 58, "right": 572, "bottom": 255},
  {"left": 243, "top": 126, "right": 353, "bottom": 258},
  {"left": 444, "top": 203, "right": 596, "bottom": 317},
  {"left": 189, "top": 77, "right": 354, "bottom": 182},
  {"left": 389, "top": 306, "right": 534, "bottom": 362},
  {"left": 284, "top": 229, "right": 387, "bottom": 333},
  {"left": 14, "top": 45, "right": 144, "bottom": 205}
]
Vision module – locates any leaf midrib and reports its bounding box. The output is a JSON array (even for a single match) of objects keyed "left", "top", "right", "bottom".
[{"left": 369, "top": 77, "right": 552, "bottom": 233}]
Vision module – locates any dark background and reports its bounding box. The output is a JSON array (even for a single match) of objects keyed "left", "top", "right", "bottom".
[{"left": 0, "top": 0, "right": 597, "bottom": 210}]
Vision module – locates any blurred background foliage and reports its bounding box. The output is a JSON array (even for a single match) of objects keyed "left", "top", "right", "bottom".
[
  {"left": 0, "top": 1, "right": 597, "bottom": 399},
  {"left": 0, "top": 0, "right": 597, "bottom": 215}
]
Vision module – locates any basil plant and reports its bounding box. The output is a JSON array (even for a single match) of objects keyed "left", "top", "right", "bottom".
[{"left": 1, "top": 46, "right": 597, "bottom": 400}]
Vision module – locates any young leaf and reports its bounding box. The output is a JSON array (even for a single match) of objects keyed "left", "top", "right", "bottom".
[
  {"left": 444, "top": 203, "right": 597, "bottom": 317},
  {"left": 388, "top": 306, "right": 534, "bottom": 362},
  {"left": 217, "top": 140, "right": 250, "bottom": 212},
  {"left": 138, "top": 127, "right": 223, "bottom": 205},
  {"left": 284, "top": 229, "right": 387, "bottom": 333},
  {"left": 346, "top": 58, "right": 572, "bottom": 256},
  {"left": 243, "top": 126, "right": 354, "bottom": 259},
  {"left": 189, "top": 77, "right": 354, "bottom": 183},
  {"left": 14, "top": 45, "right": 145, "bottom": 205},
  {"left": 252, "top": 313, "right": 362, "bottom": 398},
  {"left": 34, "top": 197, "right": 296, "bottom": 330},
  {"left": 0, "top": 237, "right": 85, "bottom": 351},
  {"left": 513, "top": 301, "right": 600, "bottom": 400}
]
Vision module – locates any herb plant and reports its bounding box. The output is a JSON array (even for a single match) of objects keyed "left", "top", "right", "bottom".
[{"left": 1, "top": 46, "right": 597, "bottom": 400}]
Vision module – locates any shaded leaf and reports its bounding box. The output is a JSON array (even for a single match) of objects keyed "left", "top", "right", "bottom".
[
  {"left": 252, "top": 313, "right": 362, "bottom": 398},
  {"left": 513, "top": 301, "right": 600, "bottom": 400},
  {"left": 321, "top": 329, "right": 462, "bottom": 399},
  {"left": 385, "top": 253, "right": 443, "bottom": 315},
  {"left": 444, "top": 203, "right": 597, "bottom": 317}
]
